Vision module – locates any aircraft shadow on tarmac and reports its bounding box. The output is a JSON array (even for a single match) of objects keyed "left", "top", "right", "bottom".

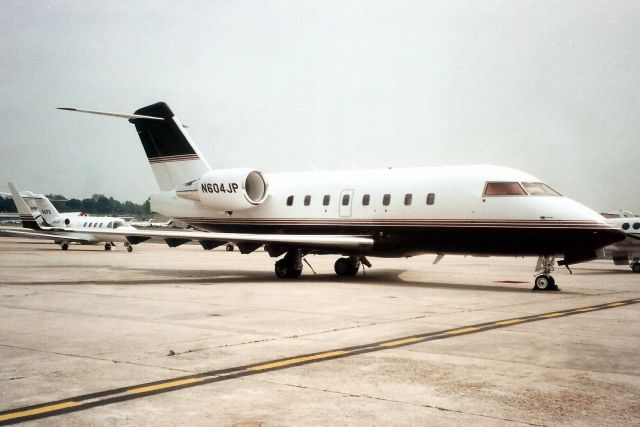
[{"left": 3, "top": 267, "right": 569, "bottom": 294}]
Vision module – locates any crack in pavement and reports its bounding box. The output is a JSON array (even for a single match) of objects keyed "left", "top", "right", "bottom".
[{"left": 246, "top": 378, "right": 547, "bottom": 426}]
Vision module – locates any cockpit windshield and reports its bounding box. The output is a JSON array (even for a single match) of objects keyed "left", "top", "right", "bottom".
[
  {"left": 113, "top": 221, "right": 125, "bottom": 229},
  {"left": 483, "top": 182, "right": 527, "bottom": 196},
  {"left": 521, "top": 182, "right": 562, "bottom": 196},
  {"left": 483, "top": 181, "right": 562, "bottom": 197}
]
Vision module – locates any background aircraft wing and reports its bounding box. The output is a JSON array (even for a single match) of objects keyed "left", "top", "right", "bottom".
[{"left": 62, "top": 227, "right": 374, "bottom": 251}]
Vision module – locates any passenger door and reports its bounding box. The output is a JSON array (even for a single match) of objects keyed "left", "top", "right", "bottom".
[{"left": 339, "top": 189, "right": 354, "bottom": 217}]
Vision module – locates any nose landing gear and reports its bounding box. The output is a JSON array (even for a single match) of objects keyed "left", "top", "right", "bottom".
[
  {"left": 631, "top": 259, "right": 640, "bottom": 273},
  {"left": 533, "top": 255, "right": 559, "bottom": 291}
]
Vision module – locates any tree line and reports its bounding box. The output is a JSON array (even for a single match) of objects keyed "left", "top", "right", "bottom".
[{"left": 0, "top": 193, "right": 151, "bottom": 218}]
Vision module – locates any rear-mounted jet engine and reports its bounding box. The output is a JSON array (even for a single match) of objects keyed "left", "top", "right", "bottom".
[{"left": 176, "top": 168, "right": 268, "bottom": 211}]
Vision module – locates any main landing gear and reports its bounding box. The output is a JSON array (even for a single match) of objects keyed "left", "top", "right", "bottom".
[
  {"left": 334, "top": 256, "right": 371, "bottom": 277},
  {"left": 273, "top": 252, "right": 372, "bottom": 279},
  {"left": 124, "top": 242, "right": 133, "bottom": 253},
  {"left": 533, "top": 255, "right": 559, "bottom": 291},
  {"left": 60, "top": 241, "right": 69, "bottom": 251},
  {"left": 104, "top": 242, "right": 113, "bottom": 251},
  {"left": 274, "top": 249, "right": 303, "bottom": 279}
]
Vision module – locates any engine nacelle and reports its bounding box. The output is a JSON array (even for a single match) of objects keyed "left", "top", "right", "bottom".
[{"left": 176, "top": 168, "right": 268, "bottom": 211}]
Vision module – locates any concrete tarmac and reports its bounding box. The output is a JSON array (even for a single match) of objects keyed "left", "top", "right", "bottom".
[{"left": 0, "top": 237, "right": 638, "bottom": 426}]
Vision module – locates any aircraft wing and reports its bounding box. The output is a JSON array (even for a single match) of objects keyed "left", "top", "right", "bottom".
[
  {"left": 0, "top": 227, "right": 92, "bottom": 243},
  {"left": 63, "top": 227, "right": 374, "bottom": 251}
]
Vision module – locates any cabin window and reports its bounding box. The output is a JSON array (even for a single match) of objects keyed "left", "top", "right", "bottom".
[
  {"left": 107, "top": 222, "right": 113, "bottom": 228},
  {"left": 483, "top": 182, "right": 526, "bottom": 196},
  {"left": 622, "top": 223, "right": 630, "bottom": 230},
  {"left": 404, "top": 194, "right": 412, "bottom": 206},
  {"left": 323, "top": 195, "right": 330, "bottom": 206},
  {"left": 83, "top": 222, "right": 87, "bottom": 227},
  {"left": 426, "top": 193, "right": 435, "bottom": 205},
  {"left": 362, "top": 194, "right": 370, "bottom": 206},
  {"left": 383, "top": 194, "right": 391, "bottom": 206},
  {"left": 521, "top": 182, "right": 561, "bottom": 196},
  {"left": 99, "top": 223, "right": 103, "bottom": 228},
  {"left": 634, "top": 223, "right": 640, "bottom": 230},
  {"left": 304, "top": 195, "right": 311, "bottom": 206},
  {"left": 286, "top": 195, "right": 294, "bottom": 206},
  {"left": 88, "top": 222, "right": 92, "bottom": 227},
  {"left": 342, "top": 194, "right": 351, "bottom": 206}
]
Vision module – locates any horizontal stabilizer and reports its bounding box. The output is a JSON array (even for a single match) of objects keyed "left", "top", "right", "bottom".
[{"left": 57, "top": 107, "right": 164, "bottom": 121}]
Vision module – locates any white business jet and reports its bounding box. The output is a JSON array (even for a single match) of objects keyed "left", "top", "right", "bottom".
[
  {"left": 602, "top": 216, "right": 640, "bottom": 272},
  {"left": 56, "top": 102, "right": 623, "bottom": 290},
  {"left": 3, "top": 183, "right": 138, "bottom": 251}
]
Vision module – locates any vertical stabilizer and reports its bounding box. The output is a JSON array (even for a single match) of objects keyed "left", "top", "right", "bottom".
[
  {"left": 31, "top": 195, "right": 63, "bottom": 226},
  {"left": 8, "top": 183, "right": 43, "bottom": 230},
  {"left": 129, "top": 102, "right": 211, "bottom": 190}
]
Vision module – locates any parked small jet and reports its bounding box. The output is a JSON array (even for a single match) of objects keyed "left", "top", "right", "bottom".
[
  {"left": 56, "top": 102, "right": 624, "bottom": 290},
  {"left": 603, "top": 216, "right": 640, "bottom": 272},
  {"left": 129, "top": 218, "right": 176, "bottom": 228},
  {"left": 2, "top": 183, "right": 138, "bottom": 251}
]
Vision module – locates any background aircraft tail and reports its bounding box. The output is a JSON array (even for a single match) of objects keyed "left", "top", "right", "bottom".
[
  {"left": 8, "top": 183, "right": 44, "bottom": 230},
  {"left": 129, "top": 102, "right": 211, "bottom": 191},
  {"left": 31, "top": 194, "right": 63, "bottom": 226}
]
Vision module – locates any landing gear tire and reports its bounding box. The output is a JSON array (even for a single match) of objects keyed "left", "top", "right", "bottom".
[
  {"left": 104, "top": 243, "right": 112, "bottom": 251},
  {"left": 334, "top": 257, "right": 360, "bottom": 277},
  {"left": 60, "top": 242, "right": 69, "bottom": 251},
  {"left": 226, "top": 244, "right": 234, "bottom": 252},
  {"left": 533, "top": 275, "right": 558, "bottom": 291},
  {"left": 632, "top": 262, "right": 640, "bottom": 273},
  {"left": 125, "top": 242, "right": 133, "bottom": 253},
  {"left": 275, "top": 258, "right": 302, "bottom": 279}
]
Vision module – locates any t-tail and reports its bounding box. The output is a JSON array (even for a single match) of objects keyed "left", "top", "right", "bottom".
[
  {"left": 29, "top": 194, "right": 63, "bottom": 227},
  {"left": 58, "top": 102, "right": 211, "bottom": 191},
  {"left": 7, "top": 183, "right": 50, "bottom": 230}
]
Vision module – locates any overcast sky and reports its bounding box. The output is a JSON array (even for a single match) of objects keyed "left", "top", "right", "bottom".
[{"left": 1, "top": 1, "right": 638, "bottom": 213}]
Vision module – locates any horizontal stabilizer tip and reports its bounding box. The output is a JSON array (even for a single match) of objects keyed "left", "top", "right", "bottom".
[{"left": 56, "top": 107, "right": 164, "bottom": 121}]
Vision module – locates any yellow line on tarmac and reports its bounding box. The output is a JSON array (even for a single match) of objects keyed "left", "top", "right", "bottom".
[
  {"left": 128, "top": 378, "right": 202, "bottom": 394},
  {"left": 494, "top": 319, "right": 523, "bottom": 326},
  {"left": 575, "top": 307, "right": 596, "bottom": 312},
  {"left": 445, "top": 327, "right": 478, "bottom": 335},
  {"left": 379, "top": 337, "right": 421, "bottom": 347},
  {"left": 540, "top": 312, "right": 564, "bottom": 318},
  {"left": 247, "top": 351, "right": 348, "bottom": 371},
  {"left": 0, "top": 401, "right": 79, "bottom": 422}
]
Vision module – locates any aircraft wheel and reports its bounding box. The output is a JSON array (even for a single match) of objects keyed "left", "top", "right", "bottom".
[
  {"left": 104, "top": 243, "right": 112, "bottom": 251},
  {"left": 275, "top": 259, "right": 301, "bottom": 279},
  {"left": 632, "top": 262, "right": 640, "bottom": 273},
  {"left": 533, "top": 275, "right": 557, "bottom": 291},
  {"left": 127, "top": 245, "right": 133, "bottom": 253},
  {"left": 334, "top": 258, "right": 359, "bottom": 276},
  {"left": 61, "top": 242, "right": 69, "bottom": 251},
  {"left": 226, "top": 244, "right": 234, "bottom": 252}
]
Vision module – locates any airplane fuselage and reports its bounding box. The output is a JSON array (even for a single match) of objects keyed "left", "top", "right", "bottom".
[{"left": 151, "top": 165, "right": 619, "bottom": 258}]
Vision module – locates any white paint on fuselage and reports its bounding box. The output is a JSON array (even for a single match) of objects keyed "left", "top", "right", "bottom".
[
  {"left": 151, "top": 165, "right": 606, "bottom": 224},
  {"left": 605, "top": 217, "right": 640, "bottom": 257}
]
